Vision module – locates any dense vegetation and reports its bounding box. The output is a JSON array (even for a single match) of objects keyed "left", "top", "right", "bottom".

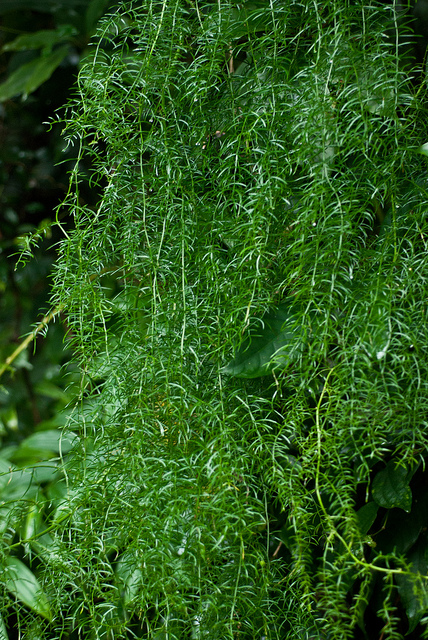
[{"left": 2, "top": 1, "right": 428, "bottom": 638}]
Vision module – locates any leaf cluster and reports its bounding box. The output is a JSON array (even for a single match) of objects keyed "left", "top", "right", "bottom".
[{"left": 3, "top": 1, "right": 428, "bottom": 638}]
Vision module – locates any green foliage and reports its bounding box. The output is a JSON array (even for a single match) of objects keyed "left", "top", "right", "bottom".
[
  {"left": 0, "top": 46, "right": 71, "bottom": 102},
  {"left": 4, "top": 557, "right": 52, "bottom": 621},
  {"left": 3, "top": 0, "right": 428, "bottom": 638},
  {"left": 0, "top": 3, "right": 120, "bottom": 635},
  {"left": 0, "top": 0, "right": 116, "bottom": 101},
  {"left": 222, "top": 299, "right": 311, "bottom": 378},
  {"left": 371, "top": 461, "right": 414, "bottom": 513}
]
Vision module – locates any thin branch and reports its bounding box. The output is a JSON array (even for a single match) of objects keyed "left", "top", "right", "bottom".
[
  {"left": 0, "top": 265, "right": 118, "bottom": 381},
  {"left": 0, "top": 305, "right": 62, "bottom": 380}
]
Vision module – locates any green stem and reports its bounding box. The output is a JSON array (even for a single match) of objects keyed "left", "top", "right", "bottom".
[
  {"left": 0, "top": 305, "right": 62, "bottom": 381},
  {"left": 6, "top": 509, "right": 73, "bottom": 551}
]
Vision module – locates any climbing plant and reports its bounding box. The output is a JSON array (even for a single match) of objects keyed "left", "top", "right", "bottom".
[{"left": 2, "top": 0, "right": 428, "bottom": 638}]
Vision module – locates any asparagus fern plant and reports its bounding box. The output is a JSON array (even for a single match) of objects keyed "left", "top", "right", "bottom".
[{"left": 3, "top": 1, "right": 428, "bottom": 638}]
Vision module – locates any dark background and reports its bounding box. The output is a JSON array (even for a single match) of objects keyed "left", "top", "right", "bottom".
[{"left": 0, "top": 0, "right": 118, "bottom": 444}]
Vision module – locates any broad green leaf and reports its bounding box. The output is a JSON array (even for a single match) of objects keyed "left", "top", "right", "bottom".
[
  {"left": 4, "top": 557, "right": 51, "bottom": 620},
  {"left": 30, "top": 462, "right": 61, "bottom": 485},
  {"left": 19, "top": 512, "right": 57, "bottom": 562},
  {"left": 0, "top": 446, "right": 17, "bottom": 461},
  {"left": 2, "top": 27, "right": 76, "bottom": 52},
  {"left": 34, "top": 379, "right": 72, "bottom": 401},
  {"left": 46, "top": 479, "right": 68, "bottom": 503},
  {"left": 21, "top": 501, "right": 48, "bottom": 542},
  {"left": 222, "top": 299, "right": 309, "bottom": 378},
  {"left": 0, "top": 468, "right": 38, "bottom": 533},
  {"left": 31, "top": 531, "right": 57, "bottom": 563},
  {"left": 0, "top": 46, "right": 69, "bottom": 101},
  {"left": 10, "top": 430, "right": 77, "bottom": 465},
  {"left": 116, "top": 551, "right": 143, "bottom": 605},
  {"left": 396, "top": 538, "right": 428, "bottom": 633},
  {"left": 419, "top": 142, "right": 428, "bottom": 156},
  {"left": 50, "top": 488, "right": 75, "bottom": 526},
  {"left": 0, "top": 614, "right": 8, "bottom": 640},
  {"left": 0, "top": 459, "right": 12, "bottom": 493},
  {"left": 373, "top": 479, "right": 428, "bottom": 555},
  {"left": 372, "top": 461, "right": 412, "bottom": 512},
  {"left": 0, "top": 407, "right": 18, "bottom": 432},
  {"left": 0, "top": 467, "right": 37, "bottom": 503},
  {"left": 356, "top": 502, "right": 379, "bottom": 536},
  {"left": 16, "top": 429, "right": 77, "bottom": 454}
]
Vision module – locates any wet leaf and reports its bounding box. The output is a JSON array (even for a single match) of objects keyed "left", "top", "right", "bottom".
[{"left": 372, "top": 461, "right": 412, "bottom": 512}]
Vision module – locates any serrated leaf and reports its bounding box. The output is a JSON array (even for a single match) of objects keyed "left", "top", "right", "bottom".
[
  {"left": 222, "top": 299, "right": 308, "bottom": 378},
  {"left": 0, "top": 46, "right": 69, "bottom": 101},
  {"left": 4, "top": 557, "right": 51, "bottom": 620},
  {"left": 372, "top": 461, "right": 412, "bottom": 512}
]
